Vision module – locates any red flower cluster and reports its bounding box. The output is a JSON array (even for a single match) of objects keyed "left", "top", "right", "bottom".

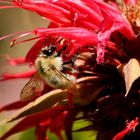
[{"left": 0, "top": 0, "right": 140, "bottom": 140}]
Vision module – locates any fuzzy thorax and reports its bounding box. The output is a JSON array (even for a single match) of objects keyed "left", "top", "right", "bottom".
[
  {"left": 35, "top": 56, "right": 63, "bottom": 72},
  {"left": 35, "top": 56, "right": 76, "bottom": 90}
]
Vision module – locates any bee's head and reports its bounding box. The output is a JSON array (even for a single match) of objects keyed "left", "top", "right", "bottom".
[{"left": 40, "top": 45, "right": 56, "bottom": 57}]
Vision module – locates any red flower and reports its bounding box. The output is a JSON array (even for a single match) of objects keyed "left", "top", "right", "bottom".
[
  {"left": 0, "top": 0, "right": 140, "bottom": 140},
  {"left": 0, "top": 0, "right": 136, "bottom": 63}
]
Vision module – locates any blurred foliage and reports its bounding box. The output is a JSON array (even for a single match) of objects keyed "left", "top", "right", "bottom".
[
  {"left": 0, "top": 113, "right": 97, "bottom": 140},
  {"left": 0, "top": 8, "right": 48, "bottom": 57},
  {"left": 19, "top": 128, "right": 35, "bottom": 140}
]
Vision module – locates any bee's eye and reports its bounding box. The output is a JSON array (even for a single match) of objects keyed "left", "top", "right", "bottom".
[
  {"left": 42, "top": 49, "right": 52, "bottom": 56},
  {"left": 42, "top": 46, "right": 56, "bottom": 56}
]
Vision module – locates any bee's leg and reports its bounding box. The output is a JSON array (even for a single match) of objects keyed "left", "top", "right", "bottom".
[
  {"left": 62, "top": 65, "right": 78, "bottom": 75},
  {"left": 62, "top": 60, "right": 72, "bottom": 65},
  {"left": 71, "top": 53, "right": 78, "bottom": 66},
  {"left": 62, "top": 65, "right": 72, "bottom": 71},
  {"left": 62, "top": 54, "right": 79, "bottom": 78},
  {"left": 63, "top": 53, "right": 78, "bottom": 66}
]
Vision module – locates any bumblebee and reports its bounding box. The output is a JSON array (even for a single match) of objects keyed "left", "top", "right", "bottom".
[{"left": 20, "top": 44, "right": 77, "bottom": 101}]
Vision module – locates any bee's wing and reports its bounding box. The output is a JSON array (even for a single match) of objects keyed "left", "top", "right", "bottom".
[
  {"left": 20, "top": 73, "right": 44, "bottom": 101},
  {"left": 49, "top": 65, "right": 76, "bottom": 91}
]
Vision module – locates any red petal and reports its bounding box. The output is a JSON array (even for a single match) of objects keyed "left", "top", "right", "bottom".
[
  {"left": 13, "top": 0, "right": 71, "bottom": 25},
  {"left": 95, "top": 0, "right": 136, "bottom": 40},
  {"left": 13, "top": 0, "right": 101, "bottom": 29},
  {"left": 35, "top": 122, "right": 50, "bottom": 140},
  {"left": 95, "top": 1, "right": 136, "bottom": 63},
  {"left": 34, "top": 27, "right": 97, "bottom": 46},
  {"left": 61, "top": 0, "right": 103, "bottom": 27},
  {"left": 0, "top": 100, "right": 29, "bottom": 112},
  {"left": 5, "top": 56, "right": 25, "bottom": 66},
  {"left": 50, "top": 111, "right": 67, "bottom": 140},
  {"left": 25, "top": 38, "right": 46, "bottom": 63},
  {"left": 0, "top": 70, "right": 36, "bottom": 81},
  {"left": 25, "top": 27, "right": 97, "bottom": 63},
  {"left": 0, "top": 5, "right": 18, "bottom": 9},
  {"left": 0, "top": 106, "right": 67, "bottom": 140},
  {"left": 113, "top": 117, "right": 139, "bottom": 140}
]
